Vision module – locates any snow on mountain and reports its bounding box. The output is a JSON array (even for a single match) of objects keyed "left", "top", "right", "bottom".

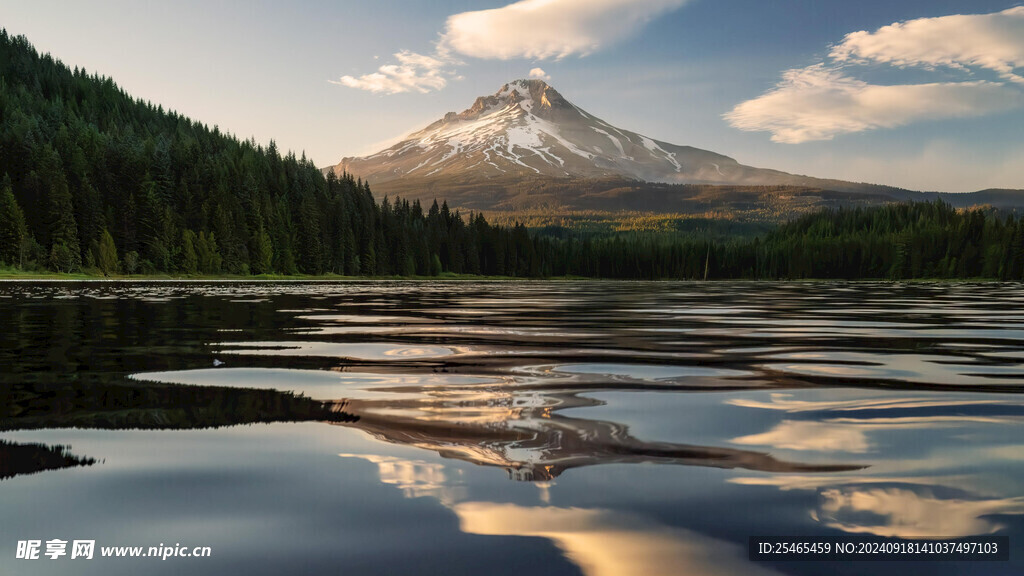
[
  {"left": 328, "top": 80, "right": 912, "bottom": 213},
  {"left": 332, "top": 79, "right": 786, "bottom": 186}
]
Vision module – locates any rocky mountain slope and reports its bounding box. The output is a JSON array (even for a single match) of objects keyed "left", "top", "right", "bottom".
[
  {"left": 331, "top": 80, "right": 910, "bottom": 206},
  {"left": 329, "top": 79, "right": 1021, "bottom": 214}
]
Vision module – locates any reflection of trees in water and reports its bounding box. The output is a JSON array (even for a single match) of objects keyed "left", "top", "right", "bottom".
[
  {"left": 0, "top": 381, "right": 358, "bottom": 431},
  {"left": 0, "top": 440, "right": 97, "bottom": 481},
  {"left": 0, "top": 380, "right": 360, "bottom": 481},
  {"left": 334, "top": 389, "right": 862, "bottom": 481}
]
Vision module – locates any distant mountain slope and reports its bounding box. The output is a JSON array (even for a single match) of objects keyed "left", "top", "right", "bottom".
[
  {"left": 338, "top": 79, "right": 752, "bottom": 183},
  {"left": 331, "top": 80, "right": 906, "bottom": 203},
  {"left": 331, "top": 79, "right": 1023, "bottom": 213}
]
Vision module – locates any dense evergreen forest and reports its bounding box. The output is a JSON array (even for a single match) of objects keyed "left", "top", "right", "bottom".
[
  {"left": 557, "top": 201, "right": 1024, "bottom": 280},
  {"left": 1, "top": 30, "right": 1022, "bottom": 280}
]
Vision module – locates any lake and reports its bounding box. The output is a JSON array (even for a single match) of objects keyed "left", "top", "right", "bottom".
[{"left": 1, "top": 280, "right": 1023, "bottom": 575}]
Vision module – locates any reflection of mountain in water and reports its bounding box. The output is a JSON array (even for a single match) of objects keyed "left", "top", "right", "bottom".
[
  {"left": 333, "top": 388, "right": 861, "bottom": 481},
  {"left": 1, "top": 373, "right": 858, "bottom": 483},
  {"left": 0, "top": 440, "right": 96, "bottom": 481}
]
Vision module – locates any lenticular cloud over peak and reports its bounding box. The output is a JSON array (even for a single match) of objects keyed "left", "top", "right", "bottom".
[{"left": 440, "top": 0, "right": 689, "bottom": 61}]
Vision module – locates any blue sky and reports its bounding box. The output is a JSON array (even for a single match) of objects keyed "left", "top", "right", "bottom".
[{"left": 1, "top": 0, "right": 1022, "bottom": 192}]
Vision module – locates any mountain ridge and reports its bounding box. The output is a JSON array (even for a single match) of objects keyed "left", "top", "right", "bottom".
[
  {"left": 333, "top": 78, "right": 840, "bottom": 187},
  {"left": 330, "top": 79, "right": 1007, "bottom": 212}
]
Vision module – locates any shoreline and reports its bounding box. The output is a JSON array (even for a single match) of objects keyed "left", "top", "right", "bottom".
[{"left": 0, "top": 272, "right": 1012, "bottom": 283}]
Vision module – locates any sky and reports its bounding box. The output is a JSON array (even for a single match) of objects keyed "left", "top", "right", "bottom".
[{"left": 1, "top": 0, "right": 1022, "bottom": 192}]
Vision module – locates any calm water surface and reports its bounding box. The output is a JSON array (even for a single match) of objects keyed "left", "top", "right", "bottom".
[{"left": 1, "top": 281, "right": 1023, "bottom": 575}]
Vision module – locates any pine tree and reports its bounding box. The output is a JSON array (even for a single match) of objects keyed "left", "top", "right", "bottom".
[
  {"left": 0, "top": 175, "right": 29, "bottom": 267},
  {"left": 181, "top": 229, "right": 198, "bottom": 274},
  {"left": 97, "top": 228, "right": 118, "bottom": 275},
  {"left": 123, "top": 251, "right": 140, "bottom": 275},
  {"left": 49, "top": 242, "right": 76, "bottom": 273},
  {"left": 47, "top": 171, "right": 81, "bottom": 271},
  {"left": 250, "top": 227, "right": 273, "bottom": 275}
]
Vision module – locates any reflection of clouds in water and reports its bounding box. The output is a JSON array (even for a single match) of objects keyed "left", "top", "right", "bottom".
[
  {"left": 979, "top": 445, "right": 1024, "bottom": 461},
  {"left": 732, "top": 416, "right": 1020, "bottom": 454},
  {"left": 761, "top": 351, "right": 1024, "bottom": 386},
  {"left": 338, "top": 453, "right": 465, "bottom": 506},
  {"left": 731, "top": 476, "right": 1024, "bottom": 539},
  {"left": 297, "top": 314, "right": 438, "bottom": 324},
  {"left": 406, "top": 325, "right": 603, "bottom": 338},
  {"left": 733, "top": 420, "right": 871, "bottom": 453},
  {"left": 341, "top": 449, "right": 782, "bottom": 576},
  {"left": 214, "top": 341, "right": 458, "bottom": 360},
  {"left": 828, "top": 416, "right": 1019, "bottom": 425},
  {"left": 728, "top": 393, "right": 1012, "bottom": 413},
  {"left": 382, "top": 347, "right": 449, "bottom": 358},
  {"left": 455, "top": 503, "right": 783, "bottom": 576},
  {"left": 551, "top": 363, "right": 748, "bottom": 380},
  {"left": 728, "top": 389, "right": 1024, "bottom": 538},
  {"left": 730, "top": 475, "right": 954, "bottom": 490},
  {"left": 729, "top": 392, "right": 1024, "bottom": 454},
  {"left": 818, "top": 487, "right": 1024, "bottom": 538}
]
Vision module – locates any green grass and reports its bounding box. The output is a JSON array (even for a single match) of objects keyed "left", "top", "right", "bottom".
[
  {"left": 0, "top": 266, "right": 562, "bottom": 281},
  {"left": 0, "top": 266, "right": 1003, "bottom": 283}
]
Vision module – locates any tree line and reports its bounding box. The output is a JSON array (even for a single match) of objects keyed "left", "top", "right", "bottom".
[
  {"left": 537, "top": 201, "right": 1024, "bottom": 280},
  {"left": 1, "top": 30, "right": 1022, "bottom": 280}
]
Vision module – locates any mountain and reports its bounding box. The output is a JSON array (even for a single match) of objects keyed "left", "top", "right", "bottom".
[
  {"left": 330, "top": 79, "right": 920, "bottom": 211},
  {"left": 339, "top": 79, "right": 754, "bottom": 184}
]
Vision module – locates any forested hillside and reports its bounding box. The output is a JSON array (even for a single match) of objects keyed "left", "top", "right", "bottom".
[
  {"left": 0, "top": 30, "right": 462, "bottom": 276},
  {"left": 1, "top": 30, "right": 1021, "bottom": 280},
  {"left": 0, "top": 30, "right": 598, "bottom": 278},
  {"left": 751, "top": 201, "right": 1024, "bottom": 279},
  {"left": 597, "top": 201, "right": 1024, "bottom": 280}
]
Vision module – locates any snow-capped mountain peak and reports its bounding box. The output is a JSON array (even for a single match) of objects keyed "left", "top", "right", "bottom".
[{"left": 331, "top": 79, "right": 824, "bottom": 192}]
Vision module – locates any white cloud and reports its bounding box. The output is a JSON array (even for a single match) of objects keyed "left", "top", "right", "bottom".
[
  {"left": 727, "top": 7, "right": 1024, "bottom": 143},
  {"left": 831, "top": 7, "right": 1024, "bottom": 84},
  {"left": 440, "top": 0, "right": 688, "bottom": 61},
  {"left": 330, "top": 50, "right": 453, "bottom": 95},
  {"left": 725, "top": 64, "right": 1022, "bottom": 143},
  {"left": 333, "top": 0, "right": 686, "bottom": 93},
  {"left": 529, "top": 67, "right": 551, "bottom": 81}
]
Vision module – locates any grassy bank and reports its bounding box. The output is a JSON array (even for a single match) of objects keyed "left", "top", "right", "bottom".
[
  {"left": 0, "top": 267, "right": 567, "bottom": 281},
  {"left": 0, "top": 267, "right": 1006, "bottom": 283}
]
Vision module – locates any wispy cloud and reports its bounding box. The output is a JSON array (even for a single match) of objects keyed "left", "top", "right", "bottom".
[
  {"left": 725, "top": 65, "right": 1022, "bottom": 144},
  {"left": 831, "top": 7, "right": 1024, "bottom": 84},
  {"left": 330, "top": 50, "right": 453, "bottom": 95},
  {"left": 726, "top": 7, "right": 1024, "bottom": 143},
  {"left": 332, "top": 0, "right": 687, "bottom": 94},
  {"left": 529, "top": 67, "right": 551, "bottom": 81}
]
